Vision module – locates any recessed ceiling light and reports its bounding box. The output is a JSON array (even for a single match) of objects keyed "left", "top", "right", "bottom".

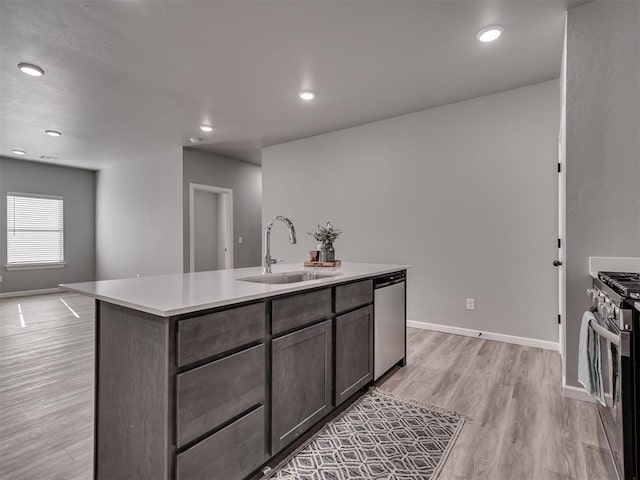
[
  {"left": 298, "top": 90, "right": 316, "bottom": 101},
  {"left": 45, "top": 130, "right": 62, "bottom": 137},
  {"left": 477, "top": 26, "right": 504, "bottom": 43},
  {"left": 17, "top": 63, "right": 45, "bottom": 77},
  {"left": 40, "top": 155, "right": 58, "bottom": 160},
  {"left": 189, "top": 137, "right": 202, "bottom": 144},
  {"left": 12, "top": 149, "right": 26, "bottom": 155},
  {"left": 199, "top": 125, "right": 214, "bottom": 133}
]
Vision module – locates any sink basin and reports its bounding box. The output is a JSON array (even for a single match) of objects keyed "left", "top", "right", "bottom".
[{"left": 239, "top": 271, "right": 341, "bottom": 285}]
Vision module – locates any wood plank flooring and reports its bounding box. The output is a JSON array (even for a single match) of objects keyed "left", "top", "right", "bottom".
[
  {"left": 379, "top": 328, "right": 617, "bottom": 480},
  {"left": 0, "top": 293, "right": 93, "bottom": 480},
  {"left": 0, "top": 293, "right": 617, "bottom": 479}
]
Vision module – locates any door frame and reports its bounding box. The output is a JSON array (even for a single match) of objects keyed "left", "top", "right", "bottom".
[
  {"left": 559, "top": 14, "right": 567, "bottom": 383},
  {"left": 558, "top": 131, "right": 566, "bottom": 362},
  {"left": 188, "top": 183, "right": 234, "bottom": 272}
]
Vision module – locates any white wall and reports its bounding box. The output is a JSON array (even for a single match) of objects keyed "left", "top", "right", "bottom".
[
  {"left": 183, "top": 148, "right": 262, "bottom": 270},
  {"left": 263, "top": 80, "right": 559, "bottom": 343},
  {"left": 0, "top": 157, "right": 96, "bottom": 293},
  {"left": 96, "top": 149, "right": 183, "bottom": 280},
  {"left": 565, "top": 1, "right": 640, "bottom": 387}
]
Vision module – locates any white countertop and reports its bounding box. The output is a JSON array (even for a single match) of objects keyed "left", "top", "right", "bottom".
[{"left": 60, "top": 262, "right": 409, "bottom": 317}]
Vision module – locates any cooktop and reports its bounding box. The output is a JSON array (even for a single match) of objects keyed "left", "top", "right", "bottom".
[{"left": 598, "top": 271, "right": 640, "bottom": 300}]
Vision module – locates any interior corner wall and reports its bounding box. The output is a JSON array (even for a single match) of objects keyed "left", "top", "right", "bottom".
[
  {"left": 263, "top": 80, "right": 560, "bottom": 343},
  {"left": 95, "top": 149, "right": 183, "bottom": 280},
  {"left": 0, "top": 156, "right": 96, "bottom": 294},
  {"left": 564, "top": 1, "right": 640, "bottom": 387},
  {"left": 182, "top": 148, "right": 262, "bottom": 271}
]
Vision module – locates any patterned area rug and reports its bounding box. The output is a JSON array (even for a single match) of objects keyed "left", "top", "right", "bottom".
[{"left": 265, "top": 388, "right": 466, "bottom": 480}]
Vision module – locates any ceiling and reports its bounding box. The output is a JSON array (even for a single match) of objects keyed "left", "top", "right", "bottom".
[{"left": 0, "top": 1, "right": 577, "bottom": 170}]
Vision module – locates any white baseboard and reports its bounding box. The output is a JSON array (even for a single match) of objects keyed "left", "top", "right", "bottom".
[
  {"left": 562, "top": 384, "right": 597, "bottom": 404},
  {"left": 0, "top": 287, "right": 62, "bottom": 299},
  {"left": 407, "top": 320, "right": 559, "bottom": 351}
]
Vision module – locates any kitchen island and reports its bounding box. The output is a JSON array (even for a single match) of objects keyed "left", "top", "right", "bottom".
[{"left": 62, "top": 262, "right": 408, "bottom": 480}]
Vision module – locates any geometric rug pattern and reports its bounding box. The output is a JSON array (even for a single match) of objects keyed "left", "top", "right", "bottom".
[{"left": 267, "top": 388, "right": 466, "bottom": 480}]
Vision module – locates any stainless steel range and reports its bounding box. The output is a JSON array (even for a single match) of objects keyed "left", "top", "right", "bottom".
[{"left": 588, "top": 272, "right": 639, "bottom": 480}]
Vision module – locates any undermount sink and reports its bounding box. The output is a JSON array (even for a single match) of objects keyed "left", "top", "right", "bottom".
[{"left": 239, "top": 271, "right": 341, "bottom": 285}]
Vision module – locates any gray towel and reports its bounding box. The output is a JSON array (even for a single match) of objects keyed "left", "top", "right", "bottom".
[
  {"left": 578, "top": 311, "right": 594, "bottom": 393},
  {"left": 578, "top": 311, "right": 605, "bottom": 405}
]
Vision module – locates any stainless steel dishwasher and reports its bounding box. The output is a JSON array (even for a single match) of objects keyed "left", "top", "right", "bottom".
[{"left": 374, "top": 271, "right": 406, "bottom": 380}]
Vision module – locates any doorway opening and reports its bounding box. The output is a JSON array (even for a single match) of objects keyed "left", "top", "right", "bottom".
[{"left": 188, "top": 183, "right": 233, "bottom": 272}]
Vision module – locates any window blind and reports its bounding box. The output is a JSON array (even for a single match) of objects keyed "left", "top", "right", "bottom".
[{"left": 6, "top": 193, "right": 64, "bottom": 265}]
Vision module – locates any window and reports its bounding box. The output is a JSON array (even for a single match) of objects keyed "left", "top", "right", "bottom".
[{"left": 6, "top": 193, "right": 65, "bottom": 269}]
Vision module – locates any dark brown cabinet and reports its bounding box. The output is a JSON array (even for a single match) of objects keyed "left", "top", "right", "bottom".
[
  {"left": 271, "top": 320, "right": 333, "bottom": 453},
  {"left": 335, "top": 279, "right": 373, "bottom": 313},
  {"left": 176, "top": 344, "right": 265, "bottom": 447},
  {"left": 176, "top": 406, "right": 265, "bottom": 480},
  {"left": 177, "top": 302, "right": 265, "bottom": 367},
  {"left": 271, "top": 288, "right": 331, "bottom": 335},
  {"left": 93, "top": 272, "right": 406, "bottom": 480},
  {"left": 335, "top": 305, "right": 374, "bottom": 406}
]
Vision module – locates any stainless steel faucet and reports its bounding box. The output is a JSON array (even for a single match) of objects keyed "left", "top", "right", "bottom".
[{"left": 263, "top": 216, "right": 297, "bottom": 274}]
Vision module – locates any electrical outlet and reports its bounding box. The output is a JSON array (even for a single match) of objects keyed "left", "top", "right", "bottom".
[
  {"left": 466, "top": 298, "right": 475, "bottom": 310},
  {"left": 238, "top": 236, "right": 244, "bottom": 245}
]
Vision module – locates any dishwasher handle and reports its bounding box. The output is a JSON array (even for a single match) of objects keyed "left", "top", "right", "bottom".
[{"left": 374, "top": 271, "right": 406, "bottom": 289}]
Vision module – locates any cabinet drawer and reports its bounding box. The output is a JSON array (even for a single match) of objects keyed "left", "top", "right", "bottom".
[
  {"left": 272, "top": 288, "right": 331, "bottom": 335},
  {"left": 335, "top": 279, "right": 373, "bottom": 313},
  {"left": 176, "top": 406, "right": 265, "bottom": 480},
  {"left": 176, "top": 344, "right": 265, "bottom": 447},
  {"left": 177, "top": 302, "right": 265, "bottom": 366}
]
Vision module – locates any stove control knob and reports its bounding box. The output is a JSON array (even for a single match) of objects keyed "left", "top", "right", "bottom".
[
  {"left": 587, "top": 288, "right": 600, "bottom": 304},
  {"left": 605, "top": 305, "right": 616, "bottom": 320},
  {"left": 598, "top": 301, "right": 615, "bottom": 320},
  {"left": 597, "top": 300, "right": 611, "bottom": 318}
]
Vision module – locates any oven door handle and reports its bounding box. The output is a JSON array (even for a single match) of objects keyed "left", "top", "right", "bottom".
[
  {"left": 589, "top": 319, "right": 631, "bottom": 357},
  {"left": 589, "top": 319, "right": 620, "bottom": 346}
]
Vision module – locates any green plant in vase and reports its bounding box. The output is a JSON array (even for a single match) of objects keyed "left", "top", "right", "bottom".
[{"left": 308, "top": 222, "right": 342, "bottom": 262}]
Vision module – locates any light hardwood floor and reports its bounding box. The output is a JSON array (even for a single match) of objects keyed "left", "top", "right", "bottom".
[
  {"left": 0, "top": 293, "right": 93, "bottom": 480},
  {"left": 379, "top": 328, "right": 617, "bottom": 480},
  {"left": 0, "top": 293, "right": 616, "bottom": 479}
]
